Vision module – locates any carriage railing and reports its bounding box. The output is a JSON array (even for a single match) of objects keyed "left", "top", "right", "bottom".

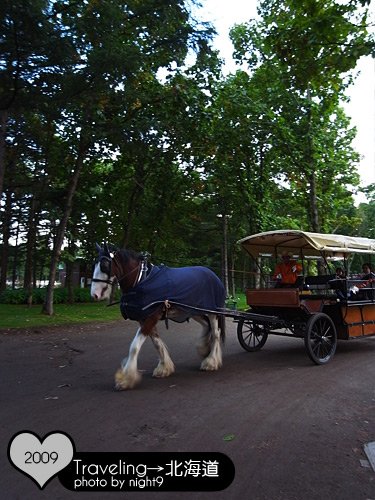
[
  {"left": 345, "top": 278, "right": 375, "bottom": 302},
  {"left": 253, "top": 274, "right": 330, "bottom": 291},
  {"left": 247, "top": 274, "right": 375, "bottom": 303}
]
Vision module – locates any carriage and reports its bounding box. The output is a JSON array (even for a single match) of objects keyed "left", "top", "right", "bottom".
[
  {"left": 235, "top": 230, "right": 375, "bottom": 365},
  {"left": 91, "top": 230, "right": 375, "bottom": 389}
]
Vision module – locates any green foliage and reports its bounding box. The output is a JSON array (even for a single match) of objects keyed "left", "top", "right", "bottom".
[
  {"left": 1, "top": 0, "right": 374, "bottom": 301},
  {"left": 0, "top": 289, "right": 28, "bottom": 305},
  {"left": 227, "top": 0, "right": 372, "bottom": 233},
  {"left": 232, "top": 0, "right": 374, "bottom": 93},
  {"left": 357, "top": 185, "right": 375, "bottom": 238},
  {"left": 0, "top": 287, "right": 94, "bottom": 304}
]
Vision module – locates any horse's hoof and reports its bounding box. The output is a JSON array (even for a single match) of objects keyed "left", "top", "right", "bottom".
[
  {"left": 114, "top": 368, "right": 141, "bottom": 390},
  {"left": 152, "top": 363, "right": 175, "bottom": 378},
  {"left": 200, "top": 358, "right": 222, "bottom": 371}
]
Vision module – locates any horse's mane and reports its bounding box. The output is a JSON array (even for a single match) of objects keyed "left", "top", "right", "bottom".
[{"left": 115, "top": 248, "right": 143, "bottom": 263}]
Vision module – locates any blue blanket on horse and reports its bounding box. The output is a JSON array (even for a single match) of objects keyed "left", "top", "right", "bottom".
[{"left": 120, "top": 265, "right": 225, "bottom": 321}]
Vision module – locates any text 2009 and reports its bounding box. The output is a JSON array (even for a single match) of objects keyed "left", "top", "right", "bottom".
[{"left": 25, "top": 451, "right": 59, "bottom": 464}]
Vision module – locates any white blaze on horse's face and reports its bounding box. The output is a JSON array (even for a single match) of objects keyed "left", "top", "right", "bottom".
[{"left": 91, "top": 260, "right": 113, "bottom": 301}]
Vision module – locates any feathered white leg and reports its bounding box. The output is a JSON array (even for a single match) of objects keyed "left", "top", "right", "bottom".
[
  {"left": 151, "top": 335, "right": 175, "bottom": 378},
  {"left": 115, "top": 328, "right": 146, "bottom": 390},
  {"left": 193, "top": 316, "right": 212, "bottom": 358},
  {"left": 200, "top": 314, "right": 222, "bottom": 371}
]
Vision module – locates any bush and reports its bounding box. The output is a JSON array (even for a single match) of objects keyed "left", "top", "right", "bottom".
[
  {"left": 73, "top": 287, "right": 92, "bottom": 303},
  {"left": 0, "top": 289, "right": 28, "bottom": 304},
  {"left": 0, "top": 287, "right": 95, "bottom": 305}
]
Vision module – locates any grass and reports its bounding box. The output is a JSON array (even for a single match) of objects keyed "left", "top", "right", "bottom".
[
  {"left": 0, "top": 292, "right": 248, "bottom": 330},
  {"left": 0, "top": 302, "right": 122, "bottom": 330},
  {"left": 226, "top": 292, "right": 247, "bottom": 311}
]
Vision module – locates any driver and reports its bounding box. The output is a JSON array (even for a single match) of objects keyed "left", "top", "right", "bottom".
[{"left": 273, "top": 251, "right": 302, "bottom": 288}]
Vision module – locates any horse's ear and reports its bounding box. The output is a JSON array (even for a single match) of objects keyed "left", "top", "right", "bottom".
[
  {"left": 108, "top": 243, "right": 118, "bottom": 254},
  {"left": 95, "top": 242, "right": 102, "bottom": 254},
  {"left": 103, "top": 243, "right": 111, "bottom": 257}
]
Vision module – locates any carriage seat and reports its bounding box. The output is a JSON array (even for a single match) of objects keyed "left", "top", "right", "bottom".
[
  {"left": 303, "top": 275, "right": 337, "bottom": 299},
  {"left": 305, "top": 274, "right": 335, "bottom": 288}
]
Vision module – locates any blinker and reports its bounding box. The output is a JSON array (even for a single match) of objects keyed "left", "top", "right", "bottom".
[{"left": 99, "top": 256, "right": 112, "bottom": 275}]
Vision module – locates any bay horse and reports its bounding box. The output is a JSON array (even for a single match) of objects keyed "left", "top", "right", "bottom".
[{"left": 91, "top": 243, "right": 226, "bottom": 390}]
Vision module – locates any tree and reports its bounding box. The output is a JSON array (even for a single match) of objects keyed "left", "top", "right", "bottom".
[
  {"left": 0, "top": 0, "right": 77, "bottom": 197},
  {"left": 357, "top": 185, "right": 375, "bottom": 239},
  {"left": 1, "top": 0, "right": 217, "bottom": 313},
  {"left": 230, "top": 0, "right": 374, "bottom": 232}
]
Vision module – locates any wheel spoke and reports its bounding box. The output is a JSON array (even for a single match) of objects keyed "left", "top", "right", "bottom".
[
  {"left": 237, "top": 320, "right": 268, "bottom": 352},
  {"left": 242, "top": 330, "right": 254, "bottom": 346}
]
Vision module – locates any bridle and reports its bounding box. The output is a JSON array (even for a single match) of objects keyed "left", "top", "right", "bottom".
[
  {"left": 92, "top": 252, "right": 150, "bottom": 289},
  {"left": 91, "top": 256, "right": 115, "bottom": 286}
]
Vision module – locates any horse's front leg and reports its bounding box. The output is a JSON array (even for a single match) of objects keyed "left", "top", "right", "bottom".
[
  {"left": 115, "top": 307, "right": 164, "bottom": 390},
  {"left": 151, "top": 331, "right": 175, "bottom": 378},
  {"left": 115, "top": 327, "right": 146, "bottom": 390}
]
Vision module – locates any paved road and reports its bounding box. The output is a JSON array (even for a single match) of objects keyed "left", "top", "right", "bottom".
[{"left": 1, "top": 317, "right": 375, "bottom": 499}]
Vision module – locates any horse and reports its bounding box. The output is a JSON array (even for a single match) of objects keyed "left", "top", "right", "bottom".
[{"left": 91, "top": 243, "right": 226, "bottom": 390}]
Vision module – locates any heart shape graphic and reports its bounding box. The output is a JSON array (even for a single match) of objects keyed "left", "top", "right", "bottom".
[{"left": 8, "top": 431, "right": 74, "bottom": 489}]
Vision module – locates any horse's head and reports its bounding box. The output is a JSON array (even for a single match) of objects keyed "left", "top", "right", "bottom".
[
  {"left": 91, "top": 243, "right": 146, "bottom": 300},
  {"left": 91, "top": 243, "right": 116, "bottom": 301}
]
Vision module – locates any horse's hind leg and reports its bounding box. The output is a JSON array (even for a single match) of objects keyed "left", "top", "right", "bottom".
[
  {"left": 115, "top": 327, "right": 146, "bottom": 390},
  {"left": 193, "top": 316, "right": 212, "bottom": 358},
  {"left": 199, "top": 314, "right": 223, "bottom": 371},
  {"left": 151, "top": 332, "right": 175, "bottom": 378}
]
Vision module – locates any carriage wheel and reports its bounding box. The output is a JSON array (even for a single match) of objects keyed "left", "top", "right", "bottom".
[
  {"left": 304, "top": 313, "right": 337, "bottom": 365},
  {"left": 237, "top": 319, "right": 268, "bottom": 352}
]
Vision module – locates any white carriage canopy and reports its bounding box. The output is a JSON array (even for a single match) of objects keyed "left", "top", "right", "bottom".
[{"left": 238, "top": 230, "right": 375, "bottom": 259}]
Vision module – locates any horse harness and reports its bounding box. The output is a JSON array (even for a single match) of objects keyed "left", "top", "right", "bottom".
[{"left": 92, "top": 252, "right": 151, "bottom": 290}]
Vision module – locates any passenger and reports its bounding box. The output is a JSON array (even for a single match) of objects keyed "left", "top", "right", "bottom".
[
  {"left": 350, "top": 263, "right": 375, "bottom": 300},
  {"left": 335, "top": 267, "right": 346, "bottom": 279},
  {"left": 273, "top": 251, "right": 302, "bottom": 288},
  {"left": 360, "top": 263, "right": 375, "bottom": 282},
  {"left": 331, "top": 267, "right": 347, "bottom": 301}
]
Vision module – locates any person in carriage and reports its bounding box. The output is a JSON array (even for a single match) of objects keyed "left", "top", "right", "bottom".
[
  {"left": 351, "top": 262, "right": 375, "bottom": 301},
  {"left": 273, "top": 251, "right": 302, "bottom": 288},
  {"left": 335, "top": 267, "right": 346, "bottom": 279}
]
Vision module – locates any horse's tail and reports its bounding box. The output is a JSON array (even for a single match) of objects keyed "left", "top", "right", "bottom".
[{"left": 218, "top": 314, "right": 226, "bottom": 344}]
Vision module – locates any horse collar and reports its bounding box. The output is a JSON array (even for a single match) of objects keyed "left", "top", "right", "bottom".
[
  {"left": 135, "top": 260, "right": 148, "bottom": 285},
  {"left": 115, "top": 259, "right": 151, "bottom": 291}
]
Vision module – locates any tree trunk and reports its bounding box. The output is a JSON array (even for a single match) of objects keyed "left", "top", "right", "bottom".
[
  {"left": 0, "top": 110, "right": 7, "bottom": 198},
  {"left": 24, "top": 196, "right": 37, "bottom": 306},
  {"left": 12, "top": 210, "right": 21, "bottom": 289},
  {"left": 65, "top": 259, "right": 75, "bottom": 304},
  {"left": 306, "top": 87, "right": 320, "bottom": 233},
  {"left": 0, "top": 190, "right": 12, "bottom": 291},
  {"left": 42, "top": 136, "right": 88, "bottom": 315},
  {"left": 223, "top": 214, "right": 229, "bottom": 297},
  {"left": 65, "top": 240, "right": 76, "bottom": 304},
  {"left": 230, "top": 250, "right": 236, "bottom": 298},
  {"left": 308, "top": 170, "right": 320, "bottom": 233},
  {"left": 120, "top": 181, "right": 143, "bottom": 248}
]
